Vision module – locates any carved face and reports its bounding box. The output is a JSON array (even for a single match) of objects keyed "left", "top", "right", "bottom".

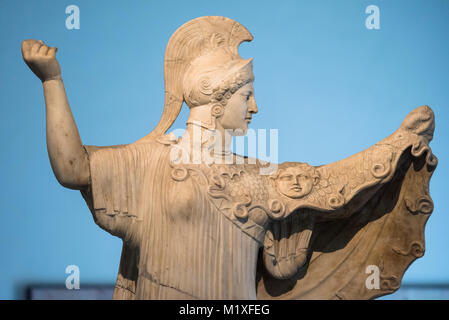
[
  {"left": 217, "top": 82, "right": 258, "bottom": 135},
  {"left": 276, "top": 166, "right": 317, "bottom": 199}
]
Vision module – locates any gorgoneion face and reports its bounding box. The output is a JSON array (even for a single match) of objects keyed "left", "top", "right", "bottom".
[
  {"left": 276, "top": 166, "right": 316, "bottom": 199},
  {"left": 217, "top": 82, "right": 258, "bottom": 135}
]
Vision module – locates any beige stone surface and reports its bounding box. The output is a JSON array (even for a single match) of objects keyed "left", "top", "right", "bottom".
[{"left": 22, "top": 16, "right": 437, "bottom": 300}]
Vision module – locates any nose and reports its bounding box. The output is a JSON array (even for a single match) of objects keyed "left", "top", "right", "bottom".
[
  {"left": 294, "top": 175, "right": 300, "bottom": 185},
  {"left": 247, "top": 96, "right": 258, "bottom": 114}
]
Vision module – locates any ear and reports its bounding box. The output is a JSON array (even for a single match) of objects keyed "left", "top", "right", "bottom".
[{"left": 313, "top": 172, "right": 321, "bottom": 186}]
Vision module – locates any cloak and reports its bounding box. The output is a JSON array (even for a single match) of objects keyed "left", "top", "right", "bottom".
[
  {"left": 257, "top": 106, "right": 437, "bottom": 299},
  {"left": 80, "top": 105, "right": 436, "bottom": 300}
]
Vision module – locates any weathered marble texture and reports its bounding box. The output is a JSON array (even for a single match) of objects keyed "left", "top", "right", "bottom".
[{"left": 21, "top": 16, "right": 436, "bottom": 300}]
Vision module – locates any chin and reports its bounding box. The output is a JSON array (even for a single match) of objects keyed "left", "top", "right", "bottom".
[{"left": 234, "top": 126, "right": 248, "bottom": 136}]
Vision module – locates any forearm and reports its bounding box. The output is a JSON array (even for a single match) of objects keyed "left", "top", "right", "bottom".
[{"left": 43, "top": 77, "right": 90, "bottom": 189}]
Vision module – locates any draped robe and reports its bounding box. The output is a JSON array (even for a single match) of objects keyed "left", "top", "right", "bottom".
[{"left": 81, "top": 106, "right": 437, "bottom": 300}]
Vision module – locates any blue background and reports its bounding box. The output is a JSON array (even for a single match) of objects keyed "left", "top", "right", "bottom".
[{"left": 0, "top": 0, "right": 448, "bottom": 299}]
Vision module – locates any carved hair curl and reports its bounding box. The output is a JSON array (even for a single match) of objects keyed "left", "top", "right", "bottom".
[
  {"left": 209, "top": 69, "right": 254, "bottom": 107},
  {"left": 183, "top": 54, "right": 254, "bottom": 108}
]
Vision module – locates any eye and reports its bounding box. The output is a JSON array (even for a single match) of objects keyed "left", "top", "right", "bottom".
[
  {"left": 280, "top": 175, "right": 293, "bottom": 181},
  {"left": 246, "top": 95, "right": 250, "bottom": 101}
]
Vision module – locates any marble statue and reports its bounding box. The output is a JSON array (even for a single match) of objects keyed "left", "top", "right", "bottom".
[{"left": 21, "top": 16, "right": 437, "bottom": 300}]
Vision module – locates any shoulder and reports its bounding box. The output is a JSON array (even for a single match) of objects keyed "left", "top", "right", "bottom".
[{"left": 84, "top": 137, "right": 172, "bottom": 155}]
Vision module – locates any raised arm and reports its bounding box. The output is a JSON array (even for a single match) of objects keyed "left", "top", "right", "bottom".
[{"left": 22, "top": 39, "right": 89, "bottom": 190}]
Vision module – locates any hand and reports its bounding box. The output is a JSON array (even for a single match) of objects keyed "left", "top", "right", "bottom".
[
  {"left": 400, "top": 105, "right": 435, "bottom": 143},
  {"left": 21, "top": 39, "right": 61, "bottom": 82}
]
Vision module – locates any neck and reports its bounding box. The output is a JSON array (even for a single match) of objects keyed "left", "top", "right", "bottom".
[{"left": 179, "top": 122, "right": 233, "bottom": 163}]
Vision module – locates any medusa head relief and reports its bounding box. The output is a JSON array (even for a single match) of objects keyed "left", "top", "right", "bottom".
[{"left": 272, "top": 163, "right": 320, "bottom": 199}]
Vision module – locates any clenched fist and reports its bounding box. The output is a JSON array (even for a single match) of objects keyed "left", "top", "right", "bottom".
[{"left": 22, "top": 39, "right": 61, "bottom": 82}]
